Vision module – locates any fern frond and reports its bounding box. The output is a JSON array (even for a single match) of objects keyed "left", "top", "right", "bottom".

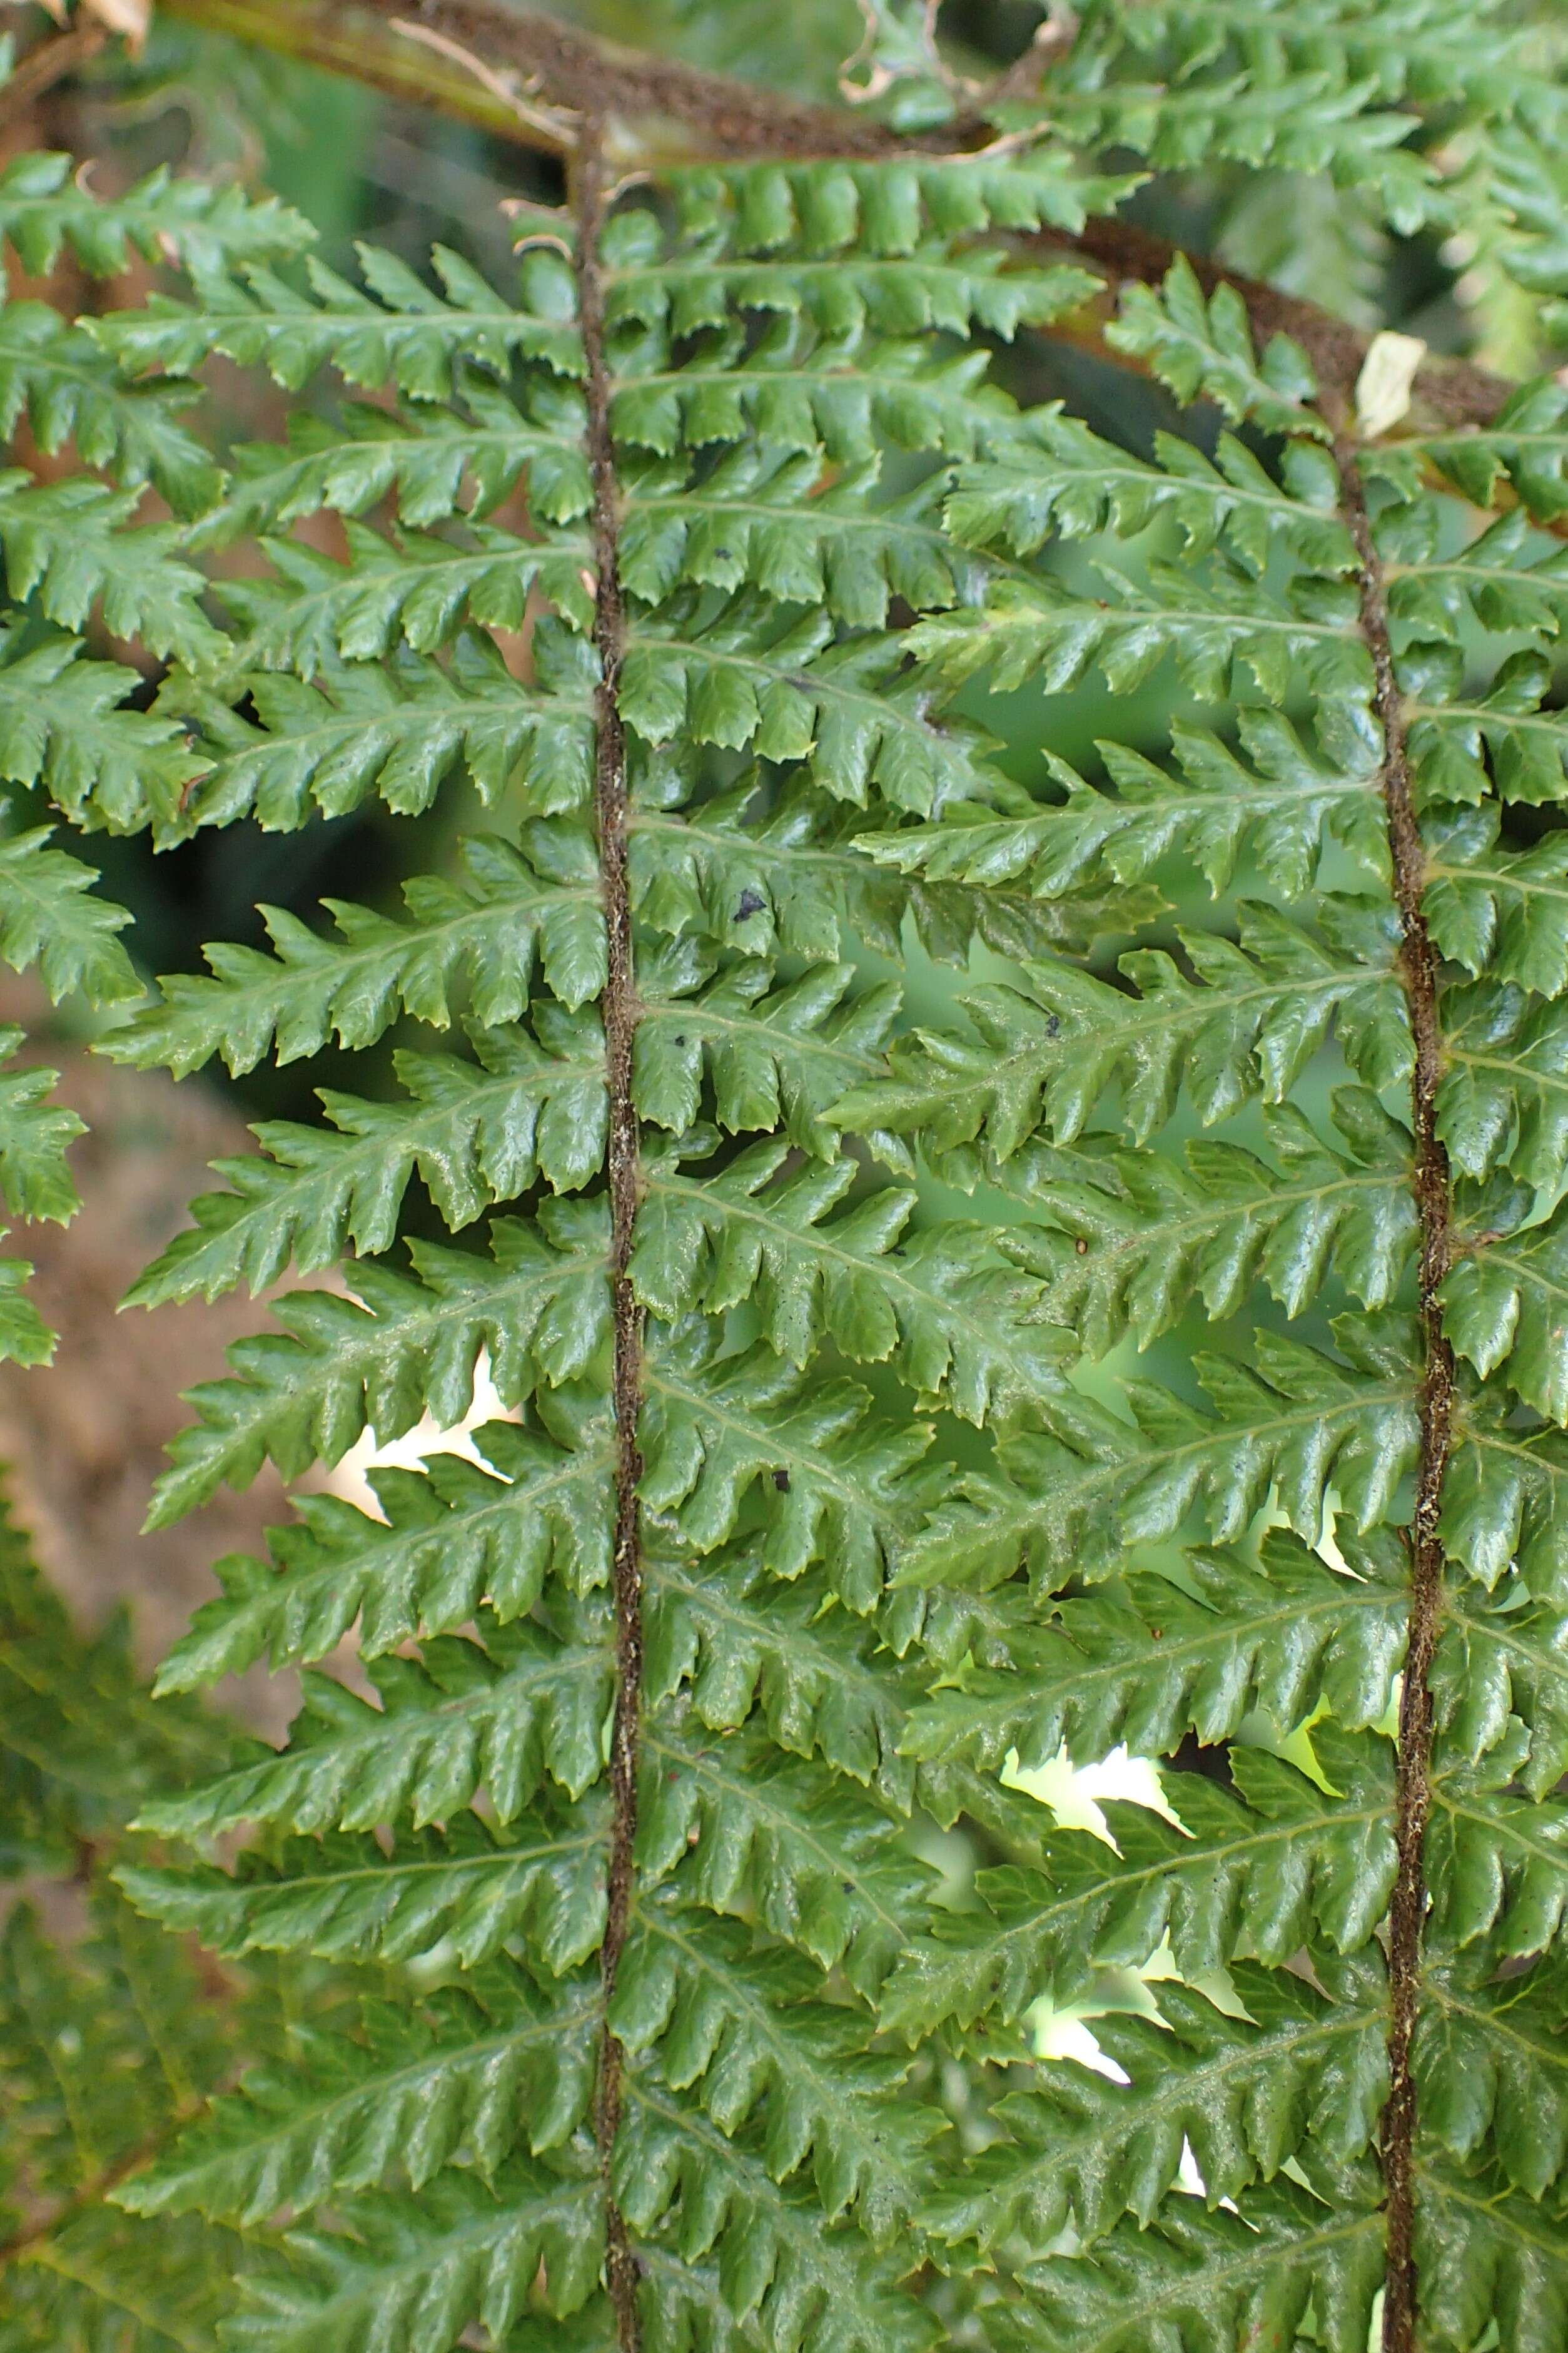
[
  {"left": 146, "top": 1207, "right": 609, "bottom": 1525},
  {"left": 1407, "top": 378, "right": 1568, "bottom": 519},
  {"left": 835, "top": 901, "right": 1409, "bottom": 1169},
  {"left": 615, "top": 2078, "right": 935, "bottom": 2353},
  {"left": 929, "top": 1952, "right": 1386, "bottom": 2250},
  {"left": 153, "top": 1404, "right": 616, "bottom": 1687},
  {"left": 117, "top": 1965, "right": 599, "bottom": 2222},
  {"left": 1439, "top": 978, "right": 1568, "bottom": 1191},
  {"left": 141, "top": 1605, "right": 613, "bottom": 1837},
  {"left": 190, "top": 377, "right": 592, "bottom": 545},
  {"left": 0, "top": 2204, "right": 243, "bottom": 2352},
  {"left": 1436, "top": 1583, "right": 1568, "bottom": 1796},
  {"left": 106, "top": 827, "right": 605, "bottom": 1077},
  {"left": 1418, "top": 1951, "right": 1568, "bottom": 2193},
  {"left": 0, "top": 809, "right": 138, "bottom": 1008},
  {"left": 632, "top": 778, "right": 1149, "bottom": 968},
  {"left": 0, "top": 300, "right": 220, "bottom": 513},
  {"left": 992, "top": 2172, "right": 1383, "bottom": 2353},
  {"left": 610, "top": 320, "right": 1010, "bottom": 461},
  {"left": 644, "top": 1548, "right": 914, "bottom": 1806},
  {"left": 0, "top": 1483, "right": 265, "bottom": 2327},
  {"left": 631, "top": 1136, "right": 1066, "bottom": 1415},
  {"left": 641, "top": 1321, "right": 933, "bottom": 1607},
  {"left": 122, "top": 1802, "right": 612, "bottom": 1973},
  {"left": 26, "top": 41, "right": 1568, "bottom": 2346},
  {"left": 220, "top": 2161, "right": 602, "bottom": 2353},
  {"left": 0, "top": 1024, "right": 81, "bottom": 1227},
  {"left": 1414, "top": 2156, "right": 1568, "bottom": 2353},
  {"left": 619, "top": 448, "right": 976, "bottom": 626},
  {"left": 902, "top": 1318, "right": 1419, "bottom": 1590},
  {"left": 1045, "top": 76, "right": 1437, "bottom": 228},
  {"left": 994, "top": 1089, "right": 1417, "bottom": 1353},
  {"left": 163, "top": 631, "right": 596, "bottom": 836},
  {"left": 613, "top": 1891, "right": 936, "bottom": 2236},
  {"left": 947, "top": 404, "right": 1352, "bottom": 570},
  {"left": 862, "top": 706, "right": 1388, "bottom": 903},
  {"left": 904, "top": 1530, "right": 1407, "bottom": 1772},
  {"left": 600, "top": 226, "right": 1095, "bottom": 347},
  {"left": 635, "top": 945, "right": 902, "bottom": 1157},
  {"left": 0, "top": 1498, "right": 228, "bottom": 1869},
  {"left": 0, "top": 470, "right": 221, "bottom": 663},
  {"left": 882, "top": 1727, "right": 1397, "bottom": 2035},
  {"left": 93, "top": 241, "right": 584, "bottom": 394},
  {"left": 909, "top": 559, "right": 1370, "bottom": 708},
  {"left": 1103, "top": 254, "right": 1329, "bottom": 434},
  {"left": 0, "top": 629, "right": 198, "bottom": 833},
  {"left": 0, "top": 151, "right": 311, "bottom": 289},
  {"left": 210, "top": 518, "right": 595, "bottom": 668},
  {"left": 636, "top": 1716, "right": 924, "bottom": 1997},
  {"left": 126, "top": 1014, "right": 608, "bottom": 1306},
  {"left": 1426, "top": 805, "right": 1568, "bottom": 995},
  {"left": 670, "top": 151, "right": 1132, "bottom": 249},
  {"left": 622, "top": 594, "right": 1000, "bottom": 816}
]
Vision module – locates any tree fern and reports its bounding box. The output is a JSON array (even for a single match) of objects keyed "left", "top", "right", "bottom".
[{"left": 2, "top": 1, "right": 1568, "bottom": 2349}]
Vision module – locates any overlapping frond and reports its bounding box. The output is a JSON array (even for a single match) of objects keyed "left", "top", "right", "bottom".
[{"left": 8, "top": 13, "right": 1568, "bottom": 2344}]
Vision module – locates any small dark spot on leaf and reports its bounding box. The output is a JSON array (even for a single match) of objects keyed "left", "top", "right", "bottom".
[
  {"left": 1045, "top": 1014, "right": 1061, "bottom": 1040},
  {"left": 772, "top": 1468, "right": 791, "bottom": 1492},
  {"left": 734, "top": 887, "right": 766, "bottom": 922},
  {"left": 842, "top": 1881, "right": 854, "bottom": 1894},
  {"left": 674, "top": 1033, "right": 686, "bottom": 1046}
]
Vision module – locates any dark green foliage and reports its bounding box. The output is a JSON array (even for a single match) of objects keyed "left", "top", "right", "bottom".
[{"left": 3, "top": 4, "right": 1568, "bottom": 2349}]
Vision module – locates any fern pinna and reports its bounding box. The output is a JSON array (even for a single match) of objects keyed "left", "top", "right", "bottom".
[{"left": 1, "top": 2, "right": 1567, "bottom": 2349}]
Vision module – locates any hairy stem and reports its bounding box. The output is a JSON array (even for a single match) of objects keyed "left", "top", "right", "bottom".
[
  {"left": 1338, "top": 442, "right": 1454, "bottom": 2353},
  {"left": 574, "top": 122, "right": 644, "bottom": 2353}
]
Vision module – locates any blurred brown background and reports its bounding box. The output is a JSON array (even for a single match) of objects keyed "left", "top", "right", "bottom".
[{"left": 0, "top": 978, "right": 293, "bottom": 1723}]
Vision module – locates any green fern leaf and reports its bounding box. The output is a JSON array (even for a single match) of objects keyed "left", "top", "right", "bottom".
[
  {"left": 223, "top": 2162, "right": 603, "bottom": 2353},
  {"left": 0, "top": 629, "right": 198, "bottom": 833},
  {"left": 632, "top": 1136, "right": 1066, "bottom": 1415},
  {"left": 116, "top": 1966, "right": 597, "bottom": 2223},
  {"left": 835, "top": 901, "right": 1409, "bottom": 1167},
  {"left": 883, "top": 1727, "right": 1398, "bottom": 2036},
  {"left": 929, "top": 1953, "right": 1386, "bottom": 2251},
  {"left": 120, "top": 1802, "right": 612, "bottom": 1973},
  {"left": 125, "top": 1015, "right": 608, "bottom": 1306},
  {"left": 105, "top": 827, "right": 605, "bottom": 1077},
  {"left": 901, "top": 1319, "right": 1419, "bottom": 1592},
  {"left": 21, "top": 41, "right": 1568, "bottom": 2346},
  {"left": 905, "top": 1531, "right": 1407, "bottom": 1772},
  {"left": 163, "top": 631, "right": 595, "bottom": 836},
  {"left": 152, "top": 1403, "right": 616, "bottom": 1689},
  {"left": 145, "top": 1207, "right": 609, "bottom": 1525},
  {"left": 0, "top": 811, "right": 138, "bottom": 1007}
]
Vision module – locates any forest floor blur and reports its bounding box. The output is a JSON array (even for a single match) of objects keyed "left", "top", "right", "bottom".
[{"left": 0, "top": 976, "right": 296, "bottom": 1733}]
